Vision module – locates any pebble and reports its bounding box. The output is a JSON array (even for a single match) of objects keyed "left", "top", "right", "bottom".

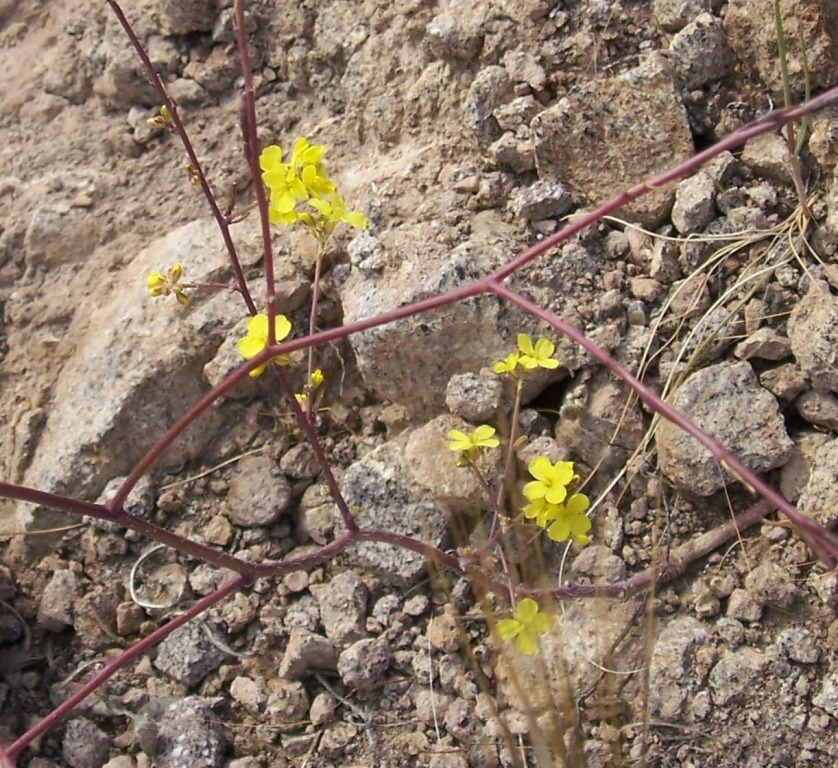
[
  {"left": 337, "top": 637, "right": 392, "bottom": 688},
  {"left": 314, "top": 570, "right": 368, "bottom": 644},
  {"left": 62, "top": 717, "right": 111, "bottom": 768},
  {"left": 38, "top": 569, "right": 78, "bottom": 632}
]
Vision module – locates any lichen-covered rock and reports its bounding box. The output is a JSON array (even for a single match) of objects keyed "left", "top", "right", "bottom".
[
  {"left": 656, "top": 361, "right": 794, "bottom": 496},
  {"left": 532, "top": 54, "right": 692, "bottom": 227},
  {"left": 155, "top": 697, "right": 226, "bottom": 768}
]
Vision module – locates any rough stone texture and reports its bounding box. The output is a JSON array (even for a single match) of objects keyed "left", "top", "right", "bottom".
[
  {"left": 724, "top": 0, "right": 838, "bottom": 96},
  {"left": 709, "top": 648, "right": 768, "bottom": 705},
  {"left": 463, "top": 65, "right": 513, "bottom": 145},
  {"left": 671, "top": 171, "right": 716, "bottom": 234},
  {"left": 656, "top": 361, "right": 794, "bottom": 496},
  {"left": 733, "top": 327, "right": 791, "bottom": 361},
  {"left": 795, "top": 389, "right": 838, "bottom": 431},
  {"left": 155, "top": 697, "right": 225, "bottom": 768},
  {"left": 265, "top": 680, "right": 310, "bottom": 732},
  {"left": 13, "top": 220, "right": 242, "bottom": 557},
  {"left": 425, "top": 7, "right": 485, "bottom": 62},
  {"left": 652, "top": 0, "right": 708, "bottom": 32},
  {"left": 557, "top": 371, "right": 647, "bottom": 474},
  {"left": 338, "top": 437, "right": 449, "bottom": 585},
  {"left": 153, "top": 622, "right": 226, "bottom": 687},
  {"left": 668, "top": 13, "right": 735, "bottom": 90},
  {"left": 725, "top": 588, "right": 762, "bottom": 622},
  {"left": 337, "top": 637, "right": 392, "bottom": 688},
  {"left": 156, "top": 0, "right": 218, "bottom": 36},
  {"left": 509, "top": 179, "right": 572, "bottom": 220},
  {"left": 649, "top": 616, "right": 708, "bottom": 720},
  {"left": 62, "top": 717, "right": 112, "bottom": 768},
  {"left": 278, "top": 628, "right": 338, "bottom": 680},
  {"left": 445, "top": 370, "right": 503, "bottom": 423},
  {"left": 813, "top": 671, "right": 838, "bottom": 717},
  {"left": 740, "top": 133, "right": 793, "bottom": 185},
  {"left": 744, "top": 560, "right": 800, "bottom": 609},
  {"left": 787, "top": 285, "right": 838, "bottom": 392},
  {"left": 797, "top": 438, "right": 838, "bottom": 528},
  {"left": 780, "top": 430, "right": 831, "bottom": 503},
  {"left": 314, "top": 570, "right": 368, "bottom": 644},
  {"left": 37, "top": 569, "right": 78, "bottom": 632},
  {"left": 226, "top": 455, "right": 292, "bottom": 527},
  {"left": 532, "top": 54, "right": 692, "bottom": 227}
]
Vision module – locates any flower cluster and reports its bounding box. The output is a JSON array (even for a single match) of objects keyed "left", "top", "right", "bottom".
[
  {"left": 522, "top": 457, "right": 591, "bottom": 545},
  {"left": 260, "top": 138, "right": 366, "bottom": 240},
  {"left": 236, "top": 313, "right": 292, "bottom": 377},
  {"left": 496, "top": 597, "right": 551, "bottom": 655},
  {"left": 145, "top": 263, "right": 189, "bottom": 306},
  {"left": 492, "top": 333, "right": 560, "bottom": 378}
]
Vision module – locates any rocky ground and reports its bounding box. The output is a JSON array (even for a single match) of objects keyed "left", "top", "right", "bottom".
[{"left": 1, "top": 0, "right": 838, "bottom": 766}]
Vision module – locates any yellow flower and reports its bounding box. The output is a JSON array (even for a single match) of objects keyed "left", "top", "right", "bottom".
[
  {"left": 236, "top": 313, "right": 292, "bottom": 377},
  {"left": 492, "top": 352, "right": 520, "bottom": 376},
  {"left": 448, "top": 424, "right": 500, "bottom": 452},
  {"left": 517, "top": 334, "right": 559, "bottom": 370},
  {"left": 521, "top": 496, "right": 555, "bottom": 528},
  {"left": 496, "top": 598, "right": 551, "bottom": 655},
  {"left": 309, "top": 368, "right": 324, "bottom": 389},
  {"left": 522, "top": 456, "right": 576, "bottom": 505},
  {"left": 301, "top": 193, "right": 367, "bottom": 237},
  {"left": 544, "top": 493, "right": 591, "bottom": 545},
  {"left": 145, "top": 263, "right": 189, "bottom": 306}
]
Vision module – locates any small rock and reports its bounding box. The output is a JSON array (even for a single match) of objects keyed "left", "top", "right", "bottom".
[
  {"left": 445, "top": 370, "right": 503, "bottom": 423},
  {"left": 795, "top": 390, "right": 838, "bottom": 431},
  {"left": 652, "top": 0, "right": 707, "bottom": 32},
  {"left": 668, "top": 13, "right": 735, "bottom": 89},
  {"left": 733, "top": 327, "right": 791, "bottom": 361},
  {"left": 427, "top": 611, "right": 460, "bottom": 653},
  {"left": 780, "top": 431, "right": 831, "bottom": 503},
  {"left": 812, "top": 671, "right": 838, "bottom": 718},
  {"left": 279, "top": 443, "right": 319, "bottom": 479},
  {"left": 337, "top": 637, "right": 392, "bottom": 688},
  {"left": 463, "top": 65, "right": 513, "bottom": 144},
  {"left": 115, "top": 602, "right": 144, "bottom": 636},
  {"left": 338, "top": 438, "right": 449, "bottom": 585},
  {"left": 38, "top": 569, "right": 78, "bottom": 632},
  {"left": 509, "top": 179, "right": 572, "bottom": 220},
  {"left": 796, "top": 438, "right": 838, "bottom": 528},
  {"left": 788, "top": 285, "right": 838, "bottom": 392},
  {"left": 570, "top": 546, "right": 627, "bottom": 584},
  {"left": 348, "top": 230, "right": 386, "bottom": 272},
  {"left": 649, "top": 616, "right": 708, "bottom": 720},
  {"left": 744, "top": 560, "right": 799, "bottom": 609},
  {"left": 656, "top": 361, "right": 794, "bottom": 496},
  {"left": 153, "top": 622, "right": 226, "bottom": 687},
  {"left": 62, "top": 717, "right": 111, "bottom": 768},
  {"left": 278, "top": 628, "right": 338, "bottom": 680},
  {"left": 740, "top": 133, "right": 793, "bottom": 185},
  {"left": 265, "top": 680, "right": 309, "bottom": 732},
  {"left": 371, "top": 594, "right": 401, "bottom": 625},
  {"left": 314, "top": 570, "right": 368, "bottom": 644},
  {"left": 230, "top": 676, "right": 266, "bottom": 713},
  {"left": 759, "top": 363, "right": 807, "bottom": 403},
  {"left": 309, "top": 692, "right": 338, "bottom": 726},
  {"left": 776, "top": 627, "right": 820, "bottom": 664},
  {"left": 155, "top": 697, "right": 225, "bottom": 768},
  {"left": 489, "top": 132, "right": 536, "bottom": 173},
  {"left": 671, "top": 171, "right": 716, "bottom": 233},
  {"left": 425, "top": 11, "right": 484, "bottom": 61},
  {"left": 403, "top": 594, "right": 430, "bottom": 617},
  {"left": 226, "top": 455, "right": 292, "bottom": 527},
  {"left": 157, "top": 0, "right": 216, "bottom": 35},
  {"left": 502, "top": 49, "right": 546, "bottom": 91},
  {"left": 709, "top": 648, "right": 767, "bottom": 705},
  {"left": 725, "top": 588, "right": 762, "bottom": 622}
]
